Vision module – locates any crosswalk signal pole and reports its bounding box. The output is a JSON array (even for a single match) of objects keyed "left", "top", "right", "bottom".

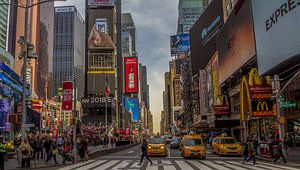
[{"left": 273, "top": 75, "right": 284, "bottom": 140}]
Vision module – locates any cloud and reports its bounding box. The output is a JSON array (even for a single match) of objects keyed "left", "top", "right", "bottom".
[{"left": 123, "top": 0, "right": 178, "bottom": 133}]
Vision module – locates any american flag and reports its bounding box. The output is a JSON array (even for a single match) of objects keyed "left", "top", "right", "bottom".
[{"left": 105, "top": 77, "right": 111, "bottom": 97}]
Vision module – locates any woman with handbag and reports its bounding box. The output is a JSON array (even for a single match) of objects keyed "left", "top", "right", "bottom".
[{"left": 19, "top": 137, "right": 33, "bottom": 168}]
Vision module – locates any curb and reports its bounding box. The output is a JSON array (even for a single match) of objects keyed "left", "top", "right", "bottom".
[{"left": 90, "top": 143, "right": 139, "bottom": 158}]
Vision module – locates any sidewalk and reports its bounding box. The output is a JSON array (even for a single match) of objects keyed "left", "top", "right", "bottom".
[
  {"left": 4, "top": 144, "right": 115, "bottom": 170},
  {"left": 257, "top": 147, "right": 300, "bottom": 167}
]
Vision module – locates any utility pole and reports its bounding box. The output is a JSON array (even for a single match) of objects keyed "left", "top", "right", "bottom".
[
  {"left": 21, "top": 0, "right": 29, "bottom": 141},
  {"left": 273, "top": 75, "right": 284, "bottom": 140}
]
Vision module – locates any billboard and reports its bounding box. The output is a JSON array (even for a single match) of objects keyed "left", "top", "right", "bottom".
[
  {"left": 170, "top": 33, "right": 190, "bottom": 55},
  {"left": 251, "top": 100, "right": 275, "bottom": 117},
  {"left": 0, "top": 99, "right": 11, "bottom": 131},
  {"left": 190, "top": 0, "right": 224, "bottom": 75},
  {"left": 62, "top": 81, "right": 73, "bottom": 111},
  {"left": 211, "top": 53, "right": 220, "bottom": 104},
  {"left": 124, "top": 97, "right": 139, "bottom": 122},
  {"left": 124, "top": 57, "right": 138, "bottom": 93},
  {"left": 199, "top": 70, "right": 208, "bottom": 114},
  {"left": 88, "top": 0, "right": 114, "bottom": 6},
  {"left": 251, "top": 0, "right": 300, "bottom": 75},
  {"left": 217, "top": 0, "right": 256, "bottom": 83},
  {"left": 206, "top": 60, "right": 214, "bottom": 113},
  {"left": 81, "top": 96, "right": 116, "bottom": 108}
]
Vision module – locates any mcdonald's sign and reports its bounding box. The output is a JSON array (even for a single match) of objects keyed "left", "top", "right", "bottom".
[
  {"left": 214, "top": 95, "right": 230, "bottom": 115},
  {"left": 251, "top": 100, "right": 275, "bottom": 117}
]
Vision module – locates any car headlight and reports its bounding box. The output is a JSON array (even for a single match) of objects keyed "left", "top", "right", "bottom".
[
  {"left": 220, "top": 145, "right": 224, "bottom": 148},
  {"left": 148, "top": 146, "right": 151, "bottom": 149},
  {"left": 160, "top": 146, "right": 164, "bottom": 149}
]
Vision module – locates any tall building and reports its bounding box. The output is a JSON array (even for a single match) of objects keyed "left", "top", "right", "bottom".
[
  {"left": 0, "top": 0, "right": 15, "bottom": 67},
  {"left": 139, "top": 63, "right": 150, "bottom": 109},
  {"left": 121, "top": 13, "right": 136, "bottom": 53},
  {"left": 121, "top": 31, "right": 132, "bottom": 57},
  {"left": 53, "top": 6, "right": 85, "bottom": 99},
  {"left": 0, "top": 0, "right": 9, "bottom": 50},
  {"left": 160, "top": 111, "right": 165, "bottom": 135},
  {"left": 83, "top": 1, "right": 122, "bottom": 126},
  {"left": 163, "top": 72, "right": 171, "bottom": 133},
  {"left": 177, "top": 0, "right": 209, "bottom": 34}
]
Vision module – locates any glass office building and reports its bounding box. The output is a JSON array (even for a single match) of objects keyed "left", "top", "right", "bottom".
[{"left": 53, "top": 6, "right": 85, "bottom": 99}]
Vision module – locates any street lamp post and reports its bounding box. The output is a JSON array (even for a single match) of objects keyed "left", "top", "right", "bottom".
[{"left": 0, "top": 0, "right": 66, "bottom": 141}]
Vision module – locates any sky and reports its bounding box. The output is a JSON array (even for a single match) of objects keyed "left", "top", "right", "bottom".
[{"left": 55, "top": 0, "right": 179, "bottom": 133}]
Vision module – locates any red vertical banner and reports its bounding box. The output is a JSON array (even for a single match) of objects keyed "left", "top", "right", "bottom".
[
  {"left": 124, "top": 57, "right": 138, "bottom": 93},
  {"left": 62, "top": 81, "right": 73, "bottom": 111}
]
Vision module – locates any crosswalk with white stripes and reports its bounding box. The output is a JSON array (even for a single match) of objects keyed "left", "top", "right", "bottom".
[{"left": 56, "top": 159, "right": 299, "bottom": 170}]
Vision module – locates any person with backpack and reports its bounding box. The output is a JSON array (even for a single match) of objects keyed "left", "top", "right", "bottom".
[{"left": 273, "top": 140, "right": 287, "bottom": 164}]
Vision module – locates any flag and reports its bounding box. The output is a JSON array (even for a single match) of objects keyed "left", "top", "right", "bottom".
[{"left": 105, "top": 77, "right": 111, "bottom": 97}]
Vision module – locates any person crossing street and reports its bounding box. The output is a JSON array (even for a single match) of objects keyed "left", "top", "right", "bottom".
[{"left": 139, "top": 138, "right": 153, "bottom": 166}]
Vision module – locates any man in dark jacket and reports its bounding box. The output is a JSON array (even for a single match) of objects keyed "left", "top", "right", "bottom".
[{"left": 139, "top": 138, "right": 152, "bottom": 166}]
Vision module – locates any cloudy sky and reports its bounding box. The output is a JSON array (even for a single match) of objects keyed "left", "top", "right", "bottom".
[{"left": 55, "top": 0, "right": 179, "bottom": 133}]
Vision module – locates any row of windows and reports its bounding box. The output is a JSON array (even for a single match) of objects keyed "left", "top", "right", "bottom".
[{"left": 88, "top": 53, "right": 114, "bottom": 69}]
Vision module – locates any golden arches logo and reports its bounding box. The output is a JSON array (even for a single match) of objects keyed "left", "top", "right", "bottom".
[
  {"left": 219, "top": 95, "right": 229, "bottom": 105},
  {"left": 249, "top": 68, "right": 262, "bottom": 86},
  {"left": 257, "top": 101, "right": 269, "bottom": 111},
  {"left": 240, "top": 76, "right": 251, "bottom": 121}
]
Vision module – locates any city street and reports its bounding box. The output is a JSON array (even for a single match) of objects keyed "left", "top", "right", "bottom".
[{"left": 43, "top": 144, "right": 300, "bottom": 170}]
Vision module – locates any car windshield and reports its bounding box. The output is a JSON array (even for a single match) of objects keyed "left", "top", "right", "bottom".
[
  {"left": 185, "top": 139, "right": 203, "bottom": 146},
  {"left": 221, "top": 138, "right": 237, "bottom": 144},
  {"left": 149, "top": 138, "right": 164, "bottom": 144},
  {"left": 171, "top": 138, "right": 180, "bottom": 142}
]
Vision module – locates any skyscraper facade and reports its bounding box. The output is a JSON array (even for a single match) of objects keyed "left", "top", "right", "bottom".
[
  {"left": 121, "top": 13, "right": 136, "bottom": 53},
  {"left": 0, "top": 0, "right": 8, "bottom": 50},
  {"left": 177, "top": 0, "right": 209, "bottom": 34},
  {"left": 139, "top": 63, "right": 150, "bottom": 109},
  {"left": 121, "top": 31, "right": 132, "bottom": 57},
  {"left": 53, "top": 6, "right": 85, "bottom": 99}
]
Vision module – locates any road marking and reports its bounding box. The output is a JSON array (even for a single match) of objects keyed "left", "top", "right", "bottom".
[
  {"left": 111, "top": 160, "right": 131, "bottom": 169},
  {"left": 74, "top": 160, "right": 107, "bottom": 170},
  {"left": 175, "top": 160, "right": 194, "bottom": 170},
  {"left": 189, "top": 160, "right": 211, "bottom": 170},
  {"left": 92, "top": 160, "right": 120, "bottom": 170},
  {"left": 257, "top": 161, "right": 300, "bottom": 170},
  {"left": 162, "top": 160, "right": 173, "bottom": 165},
  {"left": 201, "top": 160, "right": 231, "bottom": 170},
  {"left": 214, "top": 161, "right": 248, "bottom": 170},
  {"left": 226, "top": 161, "right": 263, "bottom": 170},
  {"left": 128, "top": 151, "right": 134, "bottom": 153},
  {"left": 146, "top": 161, "right": 158, "bottom": 170},
  {"left": 56, "top": 160, "right": 95, "bottom": 170},
  {"left": 131, "top": 161, "right": 143, "bottom": 168}
]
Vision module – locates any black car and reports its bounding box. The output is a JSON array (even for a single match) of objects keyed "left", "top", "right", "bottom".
[{"left": 170, "top": 137, "right": 181, "bottom": 149}]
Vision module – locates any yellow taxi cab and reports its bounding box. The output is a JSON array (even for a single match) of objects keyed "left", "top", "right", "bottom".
[
  {"left": 180, "top": 135, "right": 206, "bottom": 159},
  {"left": 211, "top": 137, "right": 242, "bottom": 156},
  {"left": 147, "top": 137, "right": 167, "bottom": 156}
]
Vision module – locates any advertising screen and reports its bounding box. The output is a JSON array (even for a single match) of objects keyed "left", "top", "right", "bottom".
[
  {"left": 251, "top": 0, "right": 300, "bottom": 75},
  {"left": 0, "top": 99, "right": 11, "bottom": 131},
  {"left": 88, "top": 0, "right": 114, "bottom": 6},
  {"left": 206, "top": 60, "right": 214, "bottom": 113},
  {"left": 124, "top": 57, "right": 138, "bottom": 93},
  {"left": 124, "top": 97, "right": 139, "bottom": 122},
  {"left": 62, "top": 81, "right": 73, "bottom": 111},
  {"left": 170, "top": 33, "right": 190, "bottom": 55},
  {"left": 190, "top": 0, "right": 224, "bottom": 75},
  {"left": 217, "top": 0, "right": 256, "bottom": 83}
]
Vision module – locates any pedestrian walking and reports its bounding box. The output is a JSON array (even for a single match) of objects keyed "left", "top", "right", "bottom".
[
  {"left": 244, "top": 138, "right": 256, "bottom": 166},
  {"left": 44, "top": 137, "right": 53, "bottom": 163},
  {"left": 19, "top": 137, "right": 33, "bottom": 168},
  {"left": 138, "top": 138, "right": 153, "bottom": 166},
  {"left": 0, "top": 135, "right": 7, "bottom": 170},
  {"left": 34, "top": 136, "right": 42, "bottom": 160},
  {"left": 242, "top": 141, "right": 248, "bottom": 162},
  {"left": 51, "top": 141, "right": 59, "bottom": 164},
  {"left": 78, "top": 137, "right": 88, "bottom": 161},
  {"left": 273, "top": 140, "right": 287, "bottom": 164},
  {"left": 14, "top": 136, "right": 21, "bottom": 165}
]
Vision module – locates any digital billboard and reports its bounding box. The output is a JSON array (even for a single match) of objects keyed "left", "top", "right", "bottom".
[
  {"left": 124, "top": 57, "right": 138, "bottom": 93},
  {"left": 217, "top": 0, "right": 256, "bottom": 83},
  {"left": 190, "top": 0, "right": 224, "bottom": 75},
  {"left": 124, "top": 97, "right": 139, "bottom": 122},
  {"left": 170, "top": 33, "right": 190, "bottom": 55},
  {"left": 251, "top": 0, "right": 300, "bottom": 75},
  {"left": 62, "top": 81, "right": 73, "bottom": 111},
  {"left": 0, "top": 99, "right": 11, "bottom": 131},
  {"left": 88, "top": 0, "right": 114, "bottom": 7}
]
